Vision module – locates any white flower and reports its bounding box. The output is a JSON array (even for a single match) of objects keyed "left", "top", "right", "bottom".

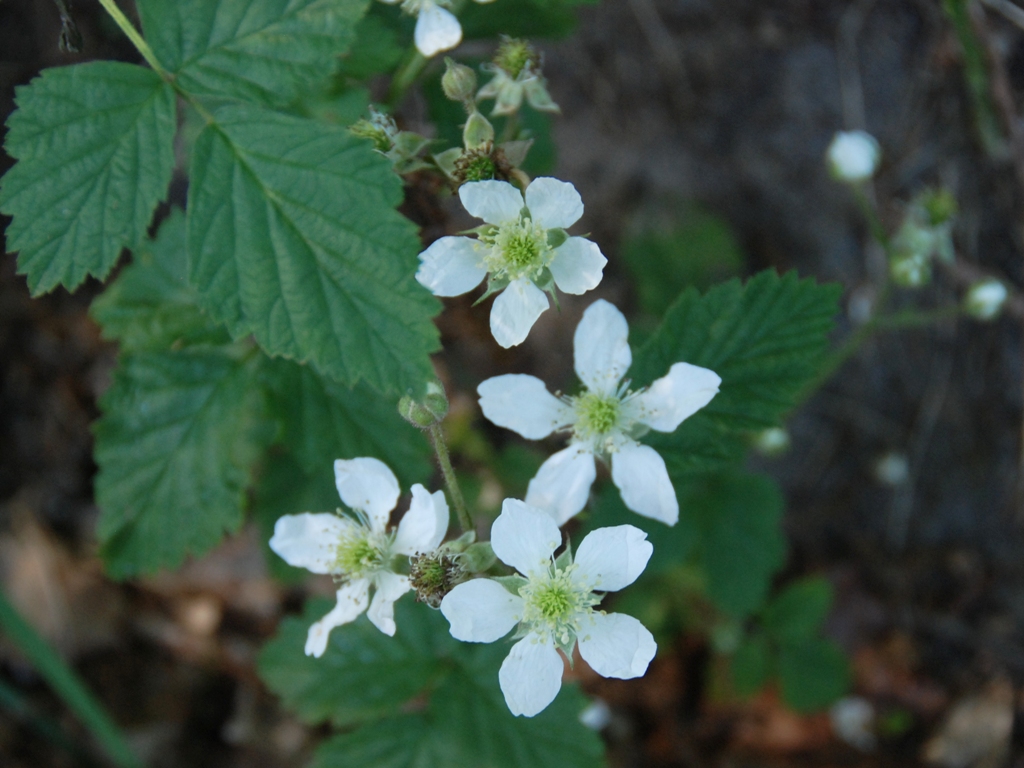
[
  {"left": 477, "top": 299, "right": 721, "bottom": 525},
  {"left": 378, "top": 0, "right": 494, "bottom": 58},
  {"left": 269, "top": 457, "right": 449, "bottom": 657},
  {"left": 440, "top": 499, "right": 656, "bottom": 717},
  {"left": 827, "top": 130, "right": 881, "bottom": 183},
  {"left": 416, "top": 178, "right": 607, "bottom": 347},
  {"left": 964, "top": 278, "right": 1007, "bottom": 321}
]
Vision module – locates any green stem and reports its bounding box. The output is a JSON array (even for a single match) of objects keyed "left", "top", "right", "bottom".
[
  {"left": 97, "top": 0, "right": 166, "bottom": 77},
  {"left": 0, "top": 591, "right": 142, "bottom": 768},
  {"left": 387, "top": 50, "right": 429, "bottom": 109},
  {"left": 428, "top": 424, "right": 472, "bottom": 532},
  {"left": 853, "top": 186, "right": 891, "bottom": 255}
]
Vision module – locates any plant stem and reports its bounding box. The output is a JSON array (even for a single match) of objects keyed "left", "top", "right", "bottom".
[
  {"left": 387, "top": 50, "right": 429, "bottom": 109},
  {"left": 0, "top": 591, "right": 142, "bottom": 768},
  {"left": 97, "top": 0, "right": 166, "bottom": 77},
  {"left": 428, "top": 423, "right": 472, "bottom": 532}
]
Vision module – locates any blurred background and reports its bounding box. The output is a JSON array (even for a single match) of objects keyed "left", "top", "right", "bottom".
[{"left": 3, "top": 0, "right": 1024, "bottom": 765}]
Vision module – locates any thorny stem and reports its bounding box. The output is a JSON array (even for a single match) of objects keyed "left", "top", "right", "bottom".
[
  {"left": 97, "top": 0, "right": 166, "bottom": 77},
  {"left": 428, "top": 423, "right": 472, "bottom": 533}
]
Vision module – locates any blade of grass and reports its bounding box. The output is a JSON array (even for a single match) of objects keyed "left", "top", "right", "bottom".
[
  {"left": 0, "top": 590, "right": 142, "bottom": 768},
  {"left": 0, "top": 676, "right": 101, "bottom": 766}
]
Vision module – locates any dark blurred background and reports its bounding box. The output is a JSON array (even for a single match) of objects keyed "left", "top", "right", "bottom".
[{"left": 3, "top": 0, "right": 1024, "bottom": 765}]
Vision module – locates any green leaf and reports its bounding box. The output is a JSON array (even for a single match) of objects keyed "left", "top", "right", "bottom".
[
  {"left": 337, "top": 13, "right": 405, "bottom": 79},
  {"left": 186, "top": 104, "right": 440, "bottom": 393},
  {"left": 732, "top": 631, "right": 772, "bottom": 697},
  {"left": 263, "top": 600, "right": 606, "bottom": 768},
  {"left": 777, "top": 638, "right": 850, "bottom": 713},
  {"left": 635, "top": 270, "right": 842, "bottom": 475},
  {"left": 261, "top": 360, "right": 431, "bottom": 487},
  {"left": 93, "top": 348, "right": 268, "bottom": 577},
  {"left": 258, "top": 599, "right": 447, "bottom": 727},
  {"left": 690, "top": 473, "right": 786, "bottom": 618},
  {"left": 461, "top": 0, "right": 593, "bottom": 39},
  {"left": 136, "top": 0, "right": 368, "bottom": 107},
  {"left": 90, "top": 209, "right": 231, "bottom": 351},
  {"left": 0, "top": 62, "right": 176, "bottom": 294},
  {"left": 762, "top": 576, "right": 833, "bottom": 645},
  {"left": 621, "top": 207, "right": 744, "bottom": 317},
  {"left": 312, "top": 715, "right": 454, "bottom": 768}
]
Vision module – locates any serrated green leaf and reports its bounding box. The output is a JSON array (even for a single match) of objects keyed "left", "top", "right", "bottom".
[
  {"left": 258, "top": 599, "right": 447, "bottom": 726},
  {"left": 136, "top": 0, "right": 368, "bottom": 107},
  {"left": 732, "top": 631, "right": 772, "bottom": 697},
  {"left": 762, "top": 576, "right": 833, "bottom": 645},
  {"left": 431, "top": 650, "right": 604, "bottom": 768},
  {"left": 261, "top": 359, "right": 431, "bottom": 486},
  {"left": 691, "top": 473, "right": 786, "bottom": 618},
  {"left": 337, "top": 13, "right": 404, "bottom": 79},
  {"left": 276, "top": 599, "right": 605, "bottom": 768},
  {"left": 0, "top": 62, "right": 176, "bottom": 294},
  {"left": 93, "top": 349, "right": 268, "bottom": 577},
  {"left": 777, "top": 638, "right": 850, "bottom": 713},
  {"left": 635, "top": 270, "right": 841, "bottom": 475},
  {"left": 186, "top": 104, "right": 440, "bottom": 393},
  {"left": 90, "top": 209, "right": 231, "bottom": 351},
  {"left": 313, "top": 715, "right": 455, "bottom": 768}
]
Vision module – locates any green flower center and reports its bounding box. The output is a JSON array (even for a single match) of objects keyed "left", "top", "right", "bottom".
[
  {"left": 462, "top": 155, "right": 496, "bottom": 182},
  {"left": 575, "top": 392, "right": 621, "bottom": 437},
  {"left": 481, "top": 218, "right": 551, "bottom": 281},
  {"left": 334, "top": 530, "right": 388, "bottom": 578},
  {"left": 495, "top": 38, "right": 537, "bottom": 79},
  {"left": 519, "top": 566, "right": 599, "bottom": 646}
]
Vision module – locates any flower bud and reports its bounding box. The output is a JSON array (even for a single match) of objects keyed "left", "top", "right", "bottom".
[
  {"left": 442, "top": 58, "right": 477, "bottom": 105},
  {"left": 964, "top": 278, "right": 1008, "bottom": 321},
  {"left": 398, "top": 380, "right": 449, "bottom": 428},
  {"left": 752, "top": 426, "right": 791, "bottom": 457},
  {"left": 827, "top": 130, "right": 881, "bottom": 183},
  {"left": 462, "top": 110, "right": 495, "bottom": 150},
  {"left": 348, "top": 107, "right": 398, "bottom": 154},
  {"left": 921, "top": 188, "right": 957, "bottom": 226},
  {"left": 889, "top": 251, "right": 930, "bottom": 288}
]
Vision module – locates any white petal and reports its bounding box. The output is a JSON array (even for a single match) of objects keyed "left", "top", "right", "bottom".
[
  {"left": 413, "top": 3, "right": 462, "bottom": 58},
  {"left": 490, "top": 278, "right": 549, "bottom": 348},
  {"left": 549, "top": 237, "right": 606, "bottom": 295},
  {"left": 367, "top": 571, "right": 411, "bottom": 636},
  {"left": 416, "top": 236, "right": 487, "bottom": 297},
  {"left": 458, "top": 180, "right": 524, "bottom": 225},
  {"left": 524, "top": 177, "right": 584, "bottom": 230},
  {"left": 491, "top": 498, "right": 562, "bottom": 576},
  {"left": 573, "top": 525, "right": 653, "bottom": 592},
  {"left": 440, "top": 578, "right": 524, "bottom": 642},
  {"left": 577, "top": 612, "right": 656, "bottom": 679},
  {"left": 334, "top": 457, "right": 400, "bottom": 531},
  {"left": 574, "top": 299, "right": 631, "bottom": 395},
  {"left": 632, "top": 362, "right": 721, "bottom": 432},
  {"left": 393, "top": 485, "right": 449, "bottom": 555},
  {"left": 610, "top": 443, "right": 678, "bottom": 525},
  {"left": 477, "top": 374, "right": 573, "bottom": 439},
  {"left": 499, "top": 634, "right": 565, "bottom": 716},
  {"left": 269, "top": 513, "right": 350, "bottom": 574},
  {"left": 525, "top": 445, "right": 597, "bottom": 526},
  {"left": 304, "top": 579, "right": 370, "bottom": 657}
]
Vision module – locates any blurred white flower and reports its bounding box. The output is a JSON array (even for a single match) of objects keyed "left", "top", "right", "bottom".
[
  {"left": 440, "top": 500, "right": 656, "bottom": 716},
  {"left": 378, "top": 0, "right": 494, "bottom": 58},
  {"left": 416, "top": 178, "right": 606, "bottom": 347},
  {"left": 827, "top": 130, "right": 881, "bottom": 183},
  {"left": 964, "top": 279, "right": 1008, "bottom": 321},
  {"left": 269, "top": 458, "right": 448, "bottom": 656},
  {"left": 477, "top": 299, "right": 721, "bottom": 525}
]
